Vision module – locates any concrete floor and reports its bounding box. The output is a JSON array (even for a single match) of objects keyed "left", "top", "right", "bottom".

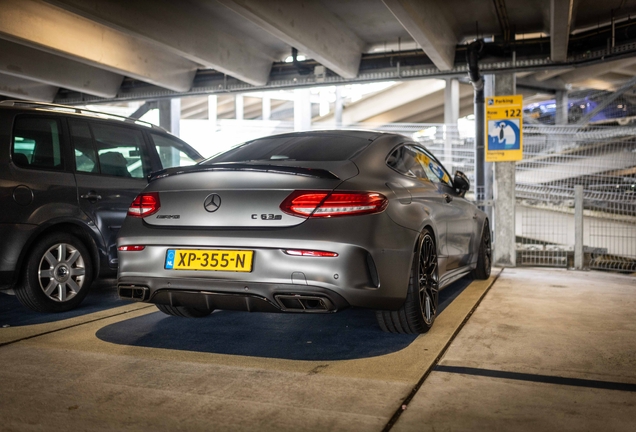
[{"left": 0, "top": 267, "right": 634, "bottom": 431}]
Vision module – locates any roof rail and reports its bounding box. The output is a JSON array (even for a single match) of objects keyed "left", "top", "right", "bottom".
[{"left": 0, "top": 100, "right": 165, "bottom": 131}]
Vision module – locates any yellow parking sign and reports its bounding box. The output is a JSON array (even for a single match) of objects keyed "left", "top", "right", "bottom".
[{"left": 485, "top": 95, "right": 523, "bottom": 162}]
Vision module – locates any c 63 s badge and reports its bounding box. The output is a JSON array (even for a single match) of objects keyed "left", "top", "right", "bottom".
[{"left": 252, "top": 213, "right": 282, "bottom": 220}]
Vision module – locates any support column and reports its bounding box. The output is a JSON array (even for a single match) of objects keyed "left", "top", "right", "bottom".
[
  {"left": 294, "top": 88, "right": 312, "bottom": 131},
  {"left": 208, "top": 95, "right": 217, "bottom": 123},
  {"left": 262, "top": 95, "right": 271, "bottom": 120},
  {"left": 555, "top": 90, "right": 568, "bottom": 124},
  {"left": 159, "top": 98, "right": 180, "bottom": 136},
  {"left": 335, "top": 86, "right": 343, "bottom": 128},
  {"left": 444, "top": 78, "right": 459, "bottom": 165},
  {"left": 235, "top": 94, "right": 244, "bottom": 121},
  {"left": 493, "top": 74, "right": 517, "bottom": 267}
]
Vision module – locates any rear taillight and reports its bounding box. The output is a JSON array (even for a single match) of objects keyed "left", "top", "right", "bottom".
[
  {"left": 118, "top": 245, "right": 146, "bottom": 251},
  {"left": 284, "top": 249, "right": 338, "bottom": 257},
  {"left": 128, "top": 192, "right": 160, "bottom": 218},
  {"left": 280, "top": 191, "right": 388, "bottom": 218}
]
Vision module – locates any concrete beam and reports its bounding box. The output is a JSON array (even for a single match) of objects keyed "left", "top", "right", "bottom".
[
  {"left": 0, "top": 72, "right": 58, "bottom": 101},
  {"left": 47, "top": 0, "right": 274, "bottom": 86},
  {"left": 363, "top": 85, "right": 473, "bottom": 124},
  {"left": 559, "top": 58, "right": 636, "bottom": 84},
  {"left": 401, "top": 96, "right": 474, "bottom": 123},
  {"left": 550, "top": 0, "right": 574, "bottom": 62},
  {"left": 533, "top": 68, "right": 574, "bottom": 82},
  {"left": 321, "top": 80, "right": 447, "bottom": 125},
  {"left": 0, "top": 0, "right": 198, "bottom": 92},
  {"left": 218, "top": 0, "right": 364, "bottom": 79},
  {"left": 382, "top": 0, "right": 458, "bottom": 71},
  {"left": 0, "top": 39, "right": 122, "bottom": 98}
]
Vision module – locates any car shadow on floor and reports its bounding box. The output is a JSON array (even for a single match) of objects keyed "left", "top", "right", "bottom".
[
  {"left": 95, "top": 277, "right": 473, "bottom": 361},
  {"left": 0, "top": 279, "right": 123, "bottom": 327}
]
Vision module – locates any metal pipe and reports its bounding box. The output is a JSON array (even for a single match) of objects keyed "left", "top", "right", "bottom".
[{"left": 467, "top": 40, "right": 485, "bottom": 202}]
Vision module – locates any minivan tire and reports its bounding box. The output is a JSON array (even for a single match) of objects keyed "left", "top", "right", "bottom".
[{"left": 15, "top": 233, "right": 93, "bottom": 313}]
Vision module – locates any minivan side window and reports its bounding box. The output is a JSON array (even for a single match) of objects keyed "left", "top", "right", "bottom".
[
  {"left": 70, "top": 120, "right": 147, "bottom": 179},
  {"left": 12, "top": 117, "right": 64, "bottom": 170},
  {"left": 150, "top": 133, "right": 199, "bottom": 169}
]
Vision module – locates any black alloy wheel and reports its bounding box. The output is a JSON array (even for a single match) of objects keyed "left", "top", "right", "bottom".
[
  {"left": 472, "top": 221, "right": 492, "bottom": 280},
  {"left": 376, "top": 228, "right": 439, "bottom": 334},
  {"left": 419, "top": 232, "right": 439, "bottom": 326}
]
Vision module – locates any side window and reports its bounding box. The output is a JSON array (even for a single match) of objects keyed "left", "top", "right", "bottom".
[
  {"left": 151, "top": 133, "right": 199, "bottom": 169},
  {"left": 90, "top": 123, "right": 146, "bottom": 179},
  {"left": 386, "top": 146, "right": 428, "bottom": 179},
  {"left": 70, "top": 120, "right": 98, "bottom": 173},
  {"left": 415, "top": 147, "right": 453, "bottom": 187},
  {"left": 12, "top": 117, "right": 63, "bottom": 170}
]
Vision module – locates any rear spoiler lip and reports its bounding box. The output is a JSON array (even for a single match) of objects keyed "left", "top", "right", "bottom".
[{"left": 148, "top": 163, "right": 340, "bottom": 182}]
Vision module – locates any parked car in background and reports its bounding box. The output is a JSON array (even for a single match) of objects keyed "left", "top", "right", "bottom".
[
  {"left": 0, "top": 101, "right": 203, "bottom": 312},
  {"left": 524, "top": 92, "right": 636, "bottom": 125},
  {"left": 117, "top": 130, "right": 491, "bottom": 334}
]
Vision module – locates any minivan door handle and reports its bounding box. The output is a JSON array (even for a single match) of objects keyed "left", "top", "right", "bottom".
[
  {"left": 444, "top": 194, "right": 453, "bottom": 203},
  {"left": 81, "top": 191, "right": 102, "bottom": 202}
]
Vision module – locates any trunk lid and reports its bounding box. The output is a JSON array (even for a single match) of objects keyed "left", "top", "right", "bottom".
[{"left": 142, "top": 162, "right": 357, "bottom": 228}]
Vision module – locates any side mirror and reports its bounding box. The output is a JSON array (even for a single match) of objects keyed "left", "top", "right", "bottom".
[{"left": 453, "top": 171, "right": 470, "bottom": 197}]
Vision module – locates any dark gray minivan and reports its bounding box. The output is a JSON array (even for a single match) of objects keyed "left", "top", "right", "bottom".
[{"left": 0, "top": 101, "right": 203, "bottom": 312}]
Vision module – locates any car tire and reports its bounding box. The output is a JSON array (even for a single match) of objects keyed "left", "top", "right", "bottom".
[
  {"left": 156, "top": 304, "right": 211, "bottom": 318},
  {"left": 15, "top": 233, "right": 93, "bottom": 313},
  {"left": 471, "top": 221, "right": 492, "bottom": 280},
  {"left": 376, "top": 228, "right": 439, "bottom": 334},
  {"left": 568, "top": 106, "right": 583, "bottom": 123}
]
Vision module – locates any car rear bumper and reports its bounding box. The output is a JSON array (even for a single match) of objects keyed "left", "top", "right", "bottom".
[
  {"left": 116, "top": 214, "right": 419, "bottom": 311},
  {"left": 118, "top": 276, "right": 351, "bottom": 313}
]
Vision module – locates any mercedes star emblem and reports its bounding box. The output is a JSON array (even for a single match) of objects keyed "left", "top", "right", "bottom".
[{"left": 203, "top": 193, "right": 222, "bottom": 212}]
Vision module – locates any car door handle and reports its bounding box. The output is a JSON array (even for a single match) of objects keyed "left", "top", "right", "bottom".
[
  {"left": 81, "top": 191, "right": 102, "bottom": 201},
  {"left": 444, "top": 194, "right": 453, "bottom": 203}
]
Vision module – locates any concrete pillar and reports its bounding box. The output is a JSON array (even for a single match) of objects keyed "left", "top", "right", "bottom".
[
  {"left": 235, "top": 94, "right": 244, "bottom": 121},
  {"left": 444, "top": 78, "right": 460, "bottom": 166},
  {"left": 555, "top": 90, "right": 568, "bottom": 125},
  {"left": 335, "top": 86, "right": 343, "bottom": 128},
  {"left": 294, "top": 88, "right": 312, "bottom": 131},
  {"left": 159, "top": 98, "right": 180, "bottom": 136},
  {"left": 208, "top": 95, "right": 217, "bottom": 123},
  {"left": 319, "top": 88, "right": 330, "bottom": 117},
  {"left": 262, "top": 95, "right": 271, "bottom": 120},
  {"left": 493, "top": 73, "right": 517, "bottom": 267}
]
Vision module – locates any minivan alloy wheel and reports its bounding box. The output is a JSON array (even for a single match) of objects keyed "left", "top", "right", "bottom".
[
  {"left": 38, "top": 242, "right": 86, "bottom": 302},
  {"left": 15, "top": 232, "right": 93, "bottom": 313}
]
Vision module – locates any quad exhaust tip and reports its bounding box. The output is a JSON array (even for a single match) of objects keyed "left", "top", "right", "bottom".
[{"left": 275, "top": 294, "right": 334, "bottom": 313}]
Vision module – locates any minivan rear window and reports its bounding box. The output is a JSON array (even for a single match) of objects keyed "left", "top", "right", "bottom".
[
  {"left": 205, "top": 134, "right": 371, "bottom": 163},
  {"left": 12, "top": 117, "right": 63, "bottom": 170}
]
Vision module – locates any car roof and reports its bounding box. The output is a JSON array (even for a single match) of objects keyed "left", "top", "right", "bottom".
[{"left": 0, "top": 100, "right": 167, "bottom": 133}]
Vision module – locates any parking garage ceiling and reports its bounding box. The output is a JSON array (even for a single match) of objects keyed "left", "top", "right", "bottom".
[{"left": 1, "top": 0, "right": 636, "bottom": 104}]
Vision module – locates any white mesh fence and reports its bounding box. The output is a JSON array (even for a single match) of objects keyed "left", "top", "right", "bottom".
[{"left": 518, "top": 125, "right": 636, "bottom": 271}]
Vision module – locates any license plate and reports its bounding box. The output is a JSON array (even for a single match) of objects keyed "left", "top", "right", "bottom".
[{"left": 165, "top": 249, "right": 253, "bottom": 272}]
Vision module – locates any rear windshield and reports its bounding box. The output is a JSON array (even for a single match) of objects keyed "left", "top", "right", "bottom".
[{"left": 204, "top": 134, "right": 371, "bottom": 164}]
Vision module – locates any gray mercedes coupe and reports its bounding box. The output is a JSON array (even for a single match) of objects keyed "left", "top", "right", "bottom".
[{"left": 116, "top": 130, "right": 491, "bottom": 334}]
